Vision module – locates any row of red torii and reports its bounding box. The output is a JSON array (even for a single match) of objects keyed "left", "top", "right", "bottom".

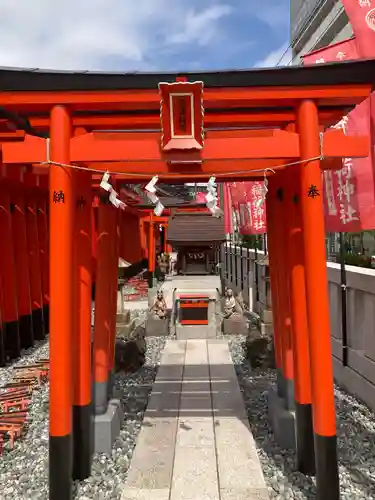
[{"left": 0, "top": 59, "right": 374, "bottom": 500}]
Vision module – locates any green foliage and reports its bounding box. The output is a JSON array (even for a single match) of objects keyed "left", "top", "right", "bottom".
[
  {"left": 336, "top": 252, "right": 372, "bottom": 268},
  {"left": 241, "top": 234, "right": 264, "bottom": 250}
]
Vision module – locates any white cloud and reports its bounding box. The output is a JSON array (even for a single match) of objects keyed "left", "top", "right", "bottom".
[
  {"left": 0, "top": 0, "right": 232, "bottom": 71},
  {"left": 253, "top": 2, "right": 290, "bottom": 29},
  {"left": 167, "top": 5, "right": 233, "bottom": 46},
  {"left": 254, "top": 41, "right": 292, "bottom": 68}
]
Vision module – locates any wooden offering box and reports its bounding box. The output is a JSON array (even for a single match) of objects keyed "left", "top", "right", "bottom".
[{"left": 179, "top": 294, "right": 210, "bottom": 325}]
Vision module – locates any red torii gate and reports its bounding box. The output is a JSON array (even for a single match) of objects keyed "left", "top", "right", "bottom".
[{"left": 0, "top": 59, "right": 374, "bottom": 500}]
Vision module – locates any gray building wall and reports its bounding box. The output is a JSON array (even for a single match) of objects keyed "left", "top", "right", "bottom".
[
  {"left": 222, "top": 244, "right": 375, "bottom": 414},
  {"left": 291, "top": 0, "right": 353, "bottom": 65}
]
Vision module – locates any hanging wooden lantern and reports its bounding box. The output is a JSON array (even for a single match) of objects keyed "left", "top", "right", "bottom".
[{"left": 158, "top": 80, "right": 204, "bottom": 151}]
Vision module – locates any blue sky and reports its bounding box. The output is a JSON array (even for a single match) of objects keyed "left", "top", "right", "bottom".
[{"left": 0, "top": 0, "right": 291, "bottom": 72}]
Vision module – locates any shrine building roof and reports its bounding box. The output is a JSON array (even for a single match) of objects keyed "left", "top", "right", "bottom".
[
  {"left": 134, "top": 196, "right": 206, "bottom": 209},
  {"left": 0, "top": 58, "right": 374, "bottom": 91},
  {"left": 167, "top": 212, "right": 225, "bottom": 245}
]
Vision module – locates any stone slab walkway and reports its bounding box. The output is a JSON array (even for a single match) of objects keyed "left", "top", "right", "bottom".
[{"left": 121, "top": 339, "right": 269, "bottom": 500}]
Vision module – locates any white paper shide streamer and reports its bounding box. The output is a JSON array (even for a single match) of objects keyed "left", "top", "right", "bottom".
[
  {"left": 144, "top": 175, "right": 164, "bottom": 216},
  {"left": 255, "top": 176, "right": 268, "bottom": 210},
  {"left": 100, "top": 171, "right": 126, "bottom": 210},
  {"left": 205, "top": 176, "right": 223, "bottom": 218}
]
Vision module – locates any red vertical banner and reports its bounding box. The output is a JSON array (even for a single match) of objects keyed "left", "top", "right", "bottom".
[
  {"left": 341, "top": 0, "right": 375, "bottom": 58},
  {"left": 303, "top": 37, "right": 375, "bottom": 231},
  {"left": 228, "top": 182, "right": 246, "bottom": 234},
  {"left": 341, "top": 0, "right": 375, "bottom": 139},
  {"left": 248, "top": 182, "right": 267, "bottom": 234},
  {"left": 228, "top": 181, "right": 267, "bottom": 234}
]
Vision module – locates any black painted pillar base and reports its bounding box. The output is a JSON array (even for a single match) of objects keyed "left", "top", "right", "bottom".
[
  {"left": 314, "top": 433, "right": 340, "bottom": 500},
  {"left": 295, "top": 402, "right": 315, "bottom": 475},
  {"left": 0, "top": 327, "right": 5, "bottom": 366},
  {"left": 32, "top": 308, "right": 45, "bottom": 340},
  {"left": 72, "top": 404, "right": 93, "bottom": 481},
  {"left": 43, "top": 304, "right": 50, "bottom": 335},
  {"left": 284, "top": 377, "right": 295, "bottom": 411},
  {"left": 276, "top": 368, "right": 285, "bottom": 399},
  {"left": 107, "top": 370, "right": 115, "bottom": 399},
  {"left": 4, "top": 320, "right": 21, "bottom": 360},
  {"left": 148, "top": 271, "right": 154, "bottom": 289},
  {"left": 49, "top": 433, "right": 72, "bottom": 500},
  {"left": 19, "top": 314, "right": 34, "bottom": 350}
]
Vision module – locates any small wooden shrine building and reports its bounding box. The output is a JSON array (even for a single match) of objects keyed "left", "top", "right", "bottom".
[{"left": 167, "top": 211, "right": 225, "bottom": 274}]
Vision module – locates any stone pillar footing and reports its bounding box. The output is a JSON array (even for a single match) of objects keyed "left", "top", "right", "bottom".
[
  {"left": 94, "top": 394, "right": 124, "bottom": 454},
  {"left": 268, "top": 386, "right": 296, "bottom": 450},
  {"left": 146, "top": 313, "right": 170, "bottom": 337}
]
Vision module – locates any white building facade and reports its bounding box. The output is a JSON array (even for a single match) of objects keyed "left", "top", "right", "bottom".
[{"left": 291, "top": 0, "right": 353, "bottom": 64}]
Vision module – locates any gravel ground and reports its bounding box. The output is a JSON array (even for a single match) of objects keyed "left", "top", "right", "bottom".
[
  {"left": 3, "top": 326, "right": 375, "bottom": 499},
  {"left": 0, "top": 340, "right": 51, "bottom": 499},
  {"left": 226, "top": 334, "right": 375, "bottom": 500},
  {"left": 0, "top": 340, "right": 49, "bottom": 387},
  {"left": 0, "top": 318, "right": 167, "bottom": 500}
]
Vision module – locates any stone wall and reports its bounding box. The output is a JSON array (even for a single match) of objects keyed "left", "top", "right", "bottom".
[{"left": 221, "top": 243, "right": 375, "bottom": 413}]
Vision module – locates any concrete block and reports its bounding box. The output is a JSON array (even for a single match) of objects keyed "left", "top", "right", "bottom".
[
  {"left": 176, "top": 418, "right": 215, "bottom": 448},
  {"left": 175, "top": 324, "right": 217, "bottom": 340},
  {"left": 222, "top": 316, "right": 248, "bottom": 336},
  {"left": 146, "top": 314, "right": 170, "bottom": 337},
  {"left": 215, "top": 418, "right": 269, "bottom": 491},
  {"left": 208, "top": 343, "right": 246, "bottom": 419},
  {"left": 117, "top": 318, "right": 136, "bottom": 338},
  {"left": 267, "top": 387, "right": 296, "bottom": 450},
  {"left": 220, "top": 489, "right": 270, "bottom": 500},
  {"left": 260, "top": 308, "right": 273, "bottom": 324},
  {"left": 146, "top": 383, "right": 181, "bottom": 418},
  {"left": 94, "top": 397, "right": 124, "bottom": 454},
  {"left": 126, "top": 418, "right": 178, "bottom": 490},
  {"left": 260, "top": 322, "right": 273, "bottom": 337},
  {"left": 117, "top": 311, "right": 130, "bottom": 324},
  {"left": 171, "top": 446, "right": 220, "bottom": 500},
  {"left": 121, "top": 489, "right": 170, "bottom": 500}
]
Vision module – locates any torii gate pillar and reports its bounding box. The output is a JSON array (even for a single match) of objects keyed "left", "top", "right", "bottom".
[
  {"left": 72, "top": 170, "right": 93, "bottom": 480},
  {"left": 297, "top": 99, "right": 339, "bottom": 500},
  {"left": 49, "top": 105, "right": 74, "bottom": 500}
]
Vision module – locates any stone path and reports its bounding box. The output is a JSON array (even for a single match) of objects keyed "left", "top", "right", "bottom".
[{"left": 120, "top": 339, "right": 269, "bottom": 500}]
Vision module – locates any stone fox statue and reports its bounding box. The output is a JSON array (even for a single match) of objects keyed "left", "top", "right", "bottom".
[
  {"left": 223, "top": 287, "right": 243, "bottom": 318},
  {"left": 155, "top": 253, "right": 169, "bottom": 282},
  {"left": 150, "top": 289, "right": 168, "bottom": 320}
]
